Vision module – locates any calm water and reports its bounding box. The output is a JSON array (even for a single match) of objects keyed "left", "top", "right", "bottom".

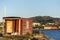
[{"left": 41, "top": 30, "right": 60, "bottom": 40}]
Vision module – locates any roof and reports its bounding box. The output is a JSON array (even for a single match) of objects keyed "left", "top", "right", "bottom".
[{"left": 3, "top": 17, "right": 21, "bottom": 19}]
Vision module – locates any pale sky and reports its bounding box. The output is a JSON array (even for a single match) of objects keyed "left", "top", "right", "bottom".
[{"left": 0, "top": 0, "right": 60, "bottom": 21}]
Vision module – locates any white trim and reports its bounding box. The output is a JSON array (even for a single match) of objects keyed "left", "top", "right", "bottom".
[
  {"left": 19, "top": 19, "right": 20, "bottom": 35},
  {"left": 26, "top": 20, "right": 29, "bottom": 32}
]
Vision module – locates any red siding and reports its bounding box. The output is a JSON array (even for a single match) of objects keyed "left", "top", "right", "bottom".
[
  {"left": 16, "top": 19, "right": 19, "bottom": 32},
  {"left": 51, "top": 26, "right": 58, "bottom": 29}
]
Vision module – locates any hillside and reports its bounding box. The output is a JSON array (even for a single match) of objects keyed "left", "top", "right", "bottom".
[{"left": 31, "top": 16, "right": 60, "bottom": 24}]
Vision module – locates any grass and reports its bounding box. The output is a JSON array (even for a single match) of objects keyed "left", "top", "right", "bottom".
[{"left": 0, "top": 36, "right": 29, "bottom": 40}]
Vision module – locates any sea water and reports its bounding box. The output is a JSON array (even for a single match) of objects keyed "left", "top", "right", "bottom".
[{"left": 41, "top": 30, "right": 60, "bottom": 40}]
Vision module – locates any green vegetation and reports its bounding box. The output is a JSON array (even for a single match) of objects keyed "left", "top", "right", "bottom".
[
  {"left": 0, "top": 27, "right": 2, "bottom": 30},
  {"left": 1, "top": 33, "right": 32, "bottom": 40},
  {"left": 3, "top": 36, "right": 25, "bottom": 40}
]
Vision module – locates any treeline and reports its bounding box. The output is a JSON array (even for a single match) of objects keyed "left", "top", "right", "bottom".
[{"left": 31, "top": 16, "right": 60, "bottom": 23}]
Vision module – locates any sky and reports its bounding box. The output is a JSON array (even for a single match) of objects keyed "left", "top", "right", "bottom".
[{"left": 0, "top": 0, "right": 60, "bottom": 21}]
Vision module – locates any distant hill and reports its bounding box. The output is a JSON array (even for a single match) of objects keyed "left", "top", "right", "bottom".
[{"left": 31, "top": 16, "right": 60, "bottom": 24}]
